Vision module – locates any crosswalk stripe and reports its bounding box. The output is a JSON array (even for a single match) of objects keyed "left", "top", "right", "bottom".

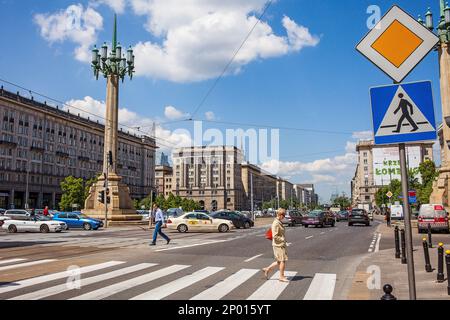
[
  {"left": 190, "top": 269, "right": 259, "bottom": 300},
  {"left": 131, "top": 267, "right": 224, "bottom": 300},
  {"left": 70, "top": 264, "right": 190, "bottom": 300},
  {"left": 0, "top": 261, "right": 124, "bottom": 295},
  {"left": 0, "top": 259, "right": 56, "bottom": 272},
  {"left": 9, "top": 263, "right": 157, "bottom": 300},
  {"left": 303, "top": 273, "right": 336, "bottom": 300},
  {"left": 0, "top": 258, "right": 27, "bottom": 266},
  {"left": 247, "top": 271, "right": 297, "bottom": 300}
]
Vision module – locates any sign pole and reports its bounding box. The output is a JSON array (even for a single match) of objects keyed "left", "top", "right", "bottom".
[{"left": 399, "top": 142, "right": 417, "bottom": 300}]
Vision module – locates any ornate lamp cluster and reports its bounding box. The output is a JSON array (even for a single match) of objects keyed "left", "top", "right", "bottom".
[
  {"left": 418, "top": 1, "right": 450, "bottom": 43},
  {"left": 91, "top": 15, "right": 135, "bottom": 81}
]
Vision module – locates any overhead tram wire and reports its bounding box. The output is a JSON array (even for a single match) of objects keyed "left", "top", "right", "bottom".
[
  {"left": 186, "top": 118, "right": 356, "bottom": 136},
  {"left": 189, "top": 0, "right": 273, "bottom": 119},
  {"left": 0, "top": 77, "right": 180, "bottom": 149}
]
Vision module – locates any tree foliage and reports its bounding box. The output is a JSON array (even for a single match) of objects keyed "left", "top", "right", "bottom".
[
  {"left": 137, "top": 193, "right": 202, "bottom": 212},
  {"left": 60, "top": 176, "right": 85, "bottom": 211}
]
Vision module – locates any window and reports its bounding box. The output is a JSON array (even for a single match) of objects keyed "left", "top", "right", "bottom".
[
  {"left": 363, "top": 152, "right": 367, "bottom": 157},
  {"left": 364, "top": 167, "right": 368, "bottom": 172}
]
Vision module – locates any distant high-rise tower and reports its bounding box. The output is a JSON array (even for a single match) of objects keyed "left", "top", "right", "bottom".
[{"left": 159, "top": 152, "right": 170, "bottom": 166}]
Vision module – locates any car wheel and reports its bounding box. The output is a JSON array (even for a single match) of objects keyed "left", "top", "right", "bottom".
[
  {"left": 8, "top": 224, "right": 17, "bottom": 233},
  {"left": 331, "top": 221, "right": 335, "bottom": 227},
  {"left": 177, "top": 224, "right": 188, "bottom": 233},
  {"left": 348, "top": 223, "right": 353, "bottom": 227},
  {"left": 244, "top": 222, "right": 251, "bottom": 229},
  {"left": 40, "top": 224, "right": 50, "bottom": 233},
  {"left": 304, "top": 225, "right": 308, "bottom": 228},
  {"left": 55, "top": 230, "right": 62, "bottom": 233},
  {"left": 218, "top": 224, "right": 229, "bottom": 233},
  {"left": 83, "top": 223, "right": 92, "bottom": 231}
]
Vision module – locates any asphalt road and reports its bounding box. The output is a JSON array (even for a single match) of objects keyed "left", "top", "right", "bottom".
[{"left": 0, "top": 219, "right": 382, "bottom": 300}]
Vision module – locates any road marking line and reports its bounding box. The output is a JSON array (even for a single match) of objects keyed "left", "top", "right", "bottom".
[
  {"left": 0, "top": 258, "right": 27, "bottom": 266},
  {"left": 247, "top": 271, "right": 297, "bottom": 300},
  {"left": 320, "top": 232, "right": 325, "bottom": 235},
  {"left": 244, "top": 254, "right": 263, "bottom": 262},
  {"left": 154, "top": 240, "right": 229, "bottom": 252},
  {"left": 305, "top": 236, "right": 314, "bottom": 240},
  {"left": 131, "top": 266, "right": 224, "bottom": 300},
  {"left": 303, "top": 273, "right": 336, "bottom": 300},
  {"left": 9, "top": 263, "right": 156, "bottom": 300},
  {"left": 71, "top": 264, "right": 190, "bottom": 300},
  {"left": 0, "top": 259, "right": 57, "bottom": 272},
  {"left": 0, "top": 261, "right": 124, "bottom": 295},
  {"left": 375, "top": 233, "right": 382, "bottom": 253},
  {"left": 191, "top": 269, "right": 259, "bottom": 300}
]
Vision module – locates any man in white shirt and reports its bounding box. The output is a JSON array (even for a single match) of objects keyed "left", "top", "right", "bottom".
[{"left": 150, "top": 203, "right": 171, "bottom": 246}]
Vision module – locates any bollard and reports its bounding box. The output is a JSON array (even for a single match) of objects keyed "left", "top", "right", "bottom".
[
  {"left": 428, "top": 223, "right": 433, "bottom": 248},
  {"left": 400, "top": 229, "right": 407, "bottom": 264},
  {"left": 394, "top": 226, "right": 401, "bottom": 259},
  {"left": 437, "top": 243, "right": 445, "bottom": 283},
  {"left": 422, "top": 238, "right": 433, "bottom": 273},
  {"left": 380, "top": 284, "right": 397, "bottom": 300},
  {"left": 446, "top": 250, "right": 450, "bottom": 296}
]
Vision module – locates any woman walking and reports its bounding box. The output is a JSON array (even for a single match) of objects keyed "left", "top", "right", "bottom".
[{"left": 262, "top": 208, "right": 289, "bottom": 282}]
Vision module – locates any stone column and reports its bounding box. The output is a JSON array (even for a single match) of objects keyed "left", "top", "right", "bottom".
[
  {"left": 431, "top": 42, "right": 450, "bottom": 206},
  {"left": 103, "top": 74, "right": 119, "bottom": 175}
]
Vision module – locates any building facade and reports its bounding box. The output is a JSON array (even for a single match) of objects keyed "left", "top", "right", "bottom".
[
  {"left": 155, "top": 165, "right": 173, "bottom": 198},
  {"left": 241, "top": 162, "right": 277, "bottom": 211},
  {"left": 0, "top": 88, "right": 157, "bottom": 210},
  {"left": 297, "top": 184, "right": 317, "bottom": 208},
  {"left": 351, "top": 139, "right": 434, "bottom": 208},
  {"left": 171, "top": 146, "right": 245, "bottom": 211}
]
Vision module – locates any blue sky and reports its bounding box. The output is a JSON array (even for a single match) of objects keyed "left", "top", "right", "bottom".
[{"left": 0, "top": 0, "right": 444, "bottom": 202}]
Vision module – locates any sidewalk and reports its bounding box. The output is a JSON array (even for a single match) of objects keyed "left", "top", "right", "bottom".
[{"left": 348, "top": 219, "right": 450, "bottom": 300}]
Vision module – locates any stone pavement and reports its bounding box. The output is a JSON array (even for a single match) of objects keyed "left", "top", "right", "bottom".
[{"left": 348, "top": 218, "right": 450, "bottom": 300}]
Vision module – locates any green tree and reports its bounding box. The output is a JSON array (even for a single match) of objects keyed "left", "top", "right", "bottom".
[
  {"left": 332, "top": 196, "right": 351, "bottom": 208},
  {"left": 60, "top": 176, "right": 85, "bottom": 211},
  {"left": 417, "top": 160, "right": 438, "bottom": 205}
]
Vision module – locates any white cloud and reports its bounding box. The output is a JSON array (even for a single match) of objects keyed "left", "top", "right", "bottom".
[
  {"left": 34, "top": 4, "right": 103, "bottom": 63},
  {"left": 64, "top": 96, "right": 193, "bottom": 153},
  {"left": 346, "top": 141, "right": 356, "bottom": 153},
  {"left": 205, "top": 111, "right": 216, "bottom": 121},
  {"left": 91, "top": 0, "right": 127, "bottom": 13},
  {"left": 352, "top": 130, "right": 373, "bottom": 140},
  {"left": 311, "top": 174, "right": 336, "bottom": 184},
  {"left": 282, "top": 16, "right": 320, "bottom": 51},
  {"left": 164, "top": 106, "right": 189, "bottom": 120},
  {"left": 130, "top": 0, "right": 319, "bottom": 82}
]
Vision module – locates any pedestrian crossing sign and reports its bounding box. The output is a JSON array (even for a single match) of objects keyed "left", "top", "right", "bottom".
[{"left": 370, "top": 81, "right": 436, "bottom": 145}]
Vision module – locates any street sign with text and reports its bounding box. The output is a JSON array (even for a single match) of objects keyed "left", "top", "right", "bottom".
[
  {"left": 356, "top": 5, "right": 439, "bottom": 83},
  {"left": 370, "top": 81, "right": 436, "bottom": 145}
]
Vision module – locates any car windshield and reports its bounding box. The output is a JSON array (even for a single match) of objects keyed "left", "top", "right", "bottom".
[
  {"left": 307, "top": 211, "right": 322, "bottom": 217},
  {"left": 352, "top": 210, "right": 364, "bottom": 214},
  {"left": 36, "top": 215, "right": 52, "bottom": 221}
]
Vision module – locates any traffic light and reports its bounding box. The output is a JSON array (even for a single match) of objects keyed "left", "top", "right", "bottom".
[
  {"left": 106, "top": 188, "right": 111, "bottom": 204},
  {"left": 97, "top": 190, "right": 105, "bottom": 204},
  {"left": 108, "top": 151, "right": 113, "bottom": 166}
]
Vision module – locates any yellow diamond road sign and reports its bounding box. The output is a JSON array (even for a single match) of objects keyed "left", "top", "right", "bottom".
[
  {"left": 356, "top": 5, "right": 439, "bottom": 83},
  {"left": 386, "top": 191, "right": 393, "bottom": 198}
]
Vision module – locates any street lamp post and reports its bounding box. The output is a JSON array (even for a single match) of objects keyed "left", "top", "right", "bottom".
[
  {"left": 83, "top": 15, "right": 140, "bottom": 222},
  {"left": 427, "top": 2, "right": 450, "bottom": 206}
]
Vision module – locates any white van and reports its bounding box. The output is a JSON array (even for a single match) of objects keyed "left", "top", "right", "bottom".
[
  {"left": 390, "top": 205, "right": 404, "bottom": 220},
  {"left": 418, "top": 204, "right": 449, "bottom": 233}
]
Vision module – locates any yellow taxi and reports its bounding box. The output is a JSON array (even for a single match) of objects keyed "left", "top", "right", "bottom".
[{"left": 167, "top": 212, "right": 233, "bottom": 233}]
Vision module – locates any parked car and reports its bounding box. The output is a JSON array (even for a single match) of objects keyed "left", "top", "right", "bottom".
[
  {"left": 1, "top": 209, "right": 31, "bottom": 221},
  {"left": 2, "top": 215, "right": 67, "bottom": 233},
  {"left": 167, "top": 212, "right": 233, "bottom": 233},
  {"left": 282, "top": 210, "right": 303, "bottom": 227},
  {"left": 303, "top": 210, "right": 335, "bottom": 228},
  {"left": 348, "top": 209, "right": 370, "bottom": 226},
  {"left": 337, "top": 211, "right": 349, "bottom": 221},
  {"left": 418, "top": 204, "right": 449, "bottom": 234},
  {"left": 52, "top": 212, "right": 102, "bottom": 230},
  {"left": 210, "top": 211, "right": 254, "bottom": 229},
  {"left": 166, "top": 208, "right": 184, "bottom": 218},
  {"left": 0, "top": 208, "right": 6, "bottom": 215}
]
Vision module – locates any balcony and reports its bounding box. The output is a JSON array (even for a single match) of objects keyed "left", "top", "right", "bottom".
[
  {"left": 56, "top": 151, "right": 70, "bottom": 158},
  {"left": 0, "top": 140, "right": 17, "bottom": 148},
  {"left": 30, "top": 146, "right": 45, "bottom": 153}
]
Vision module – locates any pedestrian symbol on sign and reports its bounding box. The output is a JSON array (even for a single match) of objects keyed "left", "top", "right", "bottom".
[{"left": 393, "top": 93, "right": 419, "bottom": 133}]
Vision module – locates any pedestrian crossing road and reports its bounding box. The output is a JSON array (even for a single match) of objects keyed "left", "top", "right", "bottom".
[{"left": 0, "top": 257, "right": 337, "bottom": 300}]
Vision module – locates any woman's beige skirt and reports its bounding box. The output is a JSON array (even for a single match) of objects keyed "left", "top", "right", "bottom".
[{"left": 273, "top": 246, "right": 288, "bottom": 262}]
